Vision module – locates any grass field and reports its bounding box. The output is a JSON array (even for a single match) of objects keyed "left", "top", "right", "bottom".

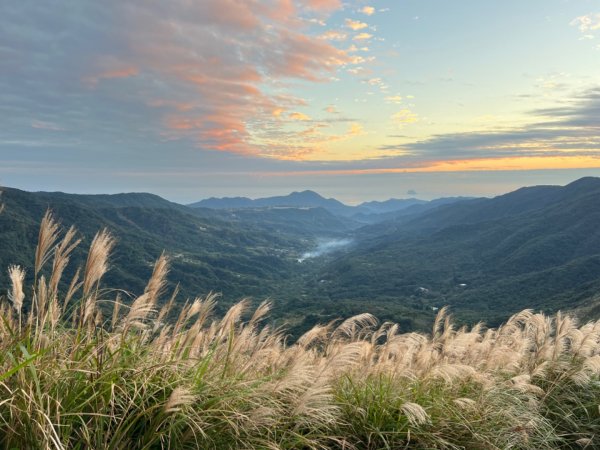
[{"left": 1, "top": 212, "right": 600, "bottom": 449}]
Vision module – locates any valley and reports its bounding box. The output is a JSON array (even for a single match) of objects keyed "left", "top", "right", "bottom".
[{"left": 2, "top": 177, "right": 600, "bottom": 338}]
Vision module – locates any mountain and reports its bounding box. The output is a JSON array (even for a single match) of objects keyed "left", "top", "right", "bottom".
[
  {"left": 190, "top": 190, "right": 470, "bottom": 222},
  {"left": 296, "top": 177, "right": 600, "bottom": 329},
  {"left": 0, "top": 187, "right": 313, "bottom": 315},
  {"left": 189, "top": 196, "right": 256, "bottom": 209},
  {"left": 355, "top": 198, "right": 427, "bottom": 214},
  {"left": 195, "top": 206, "right": 360, "bottom": 237},
  {"left": 351, "top": 197, "right": 473, "bottom": 226},
  {"left": 4, "top": 178, "right": 600, "bottom": 338},
  {"left": 189, "top": 190, "right": 355, "bottom": 216}
]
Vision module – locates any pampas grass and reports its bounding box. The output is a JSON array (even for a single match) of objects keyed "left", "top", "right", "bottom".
[{"left": 1, "top": 213, "right": 600, "bottom": 449}]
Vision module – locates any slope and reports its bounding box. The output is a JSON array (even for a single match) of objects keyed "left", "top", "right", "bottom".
[
  {"left": 0, "top": 187, "right": 308, "bottom": 313},
  {"left": 307, "top": 177, "right": 600, "bottom": 328}
]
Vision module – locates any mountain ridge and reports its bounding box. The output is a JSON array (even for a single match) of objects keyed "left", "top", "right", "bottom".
[
  {"left": 189, "top": 189, "right": 470, "bottom": 221},
  {"left": 308, "top": 176, "right": 600, "bottom": 328}
]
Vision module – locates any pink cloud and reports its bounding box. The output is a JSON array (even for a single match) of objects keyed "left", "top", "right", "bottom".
[
  {"left": 83, "top": 55, "right": 139, "bottom": 87},
  {"left": 80, "top": 0, "right": 351, "bottom": 157},
  {"left": 265, "top": 30, "right": 350, "bottom": 81},
  {"left": 304, "top": 0, "right": 342, "bottom": 12}
]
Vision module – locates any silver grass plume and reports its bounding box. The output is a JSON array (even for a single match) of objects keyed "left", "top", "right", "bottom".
[
  {"left": 34, "top": 210, "right": 61, "bottom": 277},
  {"left": 144, "top": 252, "right": 169, "bottom": 307},
  {"left": 8, "top": 265, "right": 25, "bottom": 312},
  {"left": 82, "top": 229, "right": 115, "bottom": 297}
]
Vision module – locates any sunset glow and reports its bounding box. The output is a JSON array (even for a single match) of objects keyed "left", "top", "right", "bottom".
[{"left": 1, "top": 1, "right": 600, "bottom": 201}]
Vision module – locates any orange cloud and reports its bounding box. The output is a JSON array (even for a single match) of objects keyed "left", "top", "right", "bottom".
[
  {"left": 257, "top": 155, "right": 600, "bottom": 177},
  {"left": 359, "top": 6, "right": 375, "bottom": 16},
  {"left": 353, "top": 33, "right": 373, "bottom": 41},
  {"left": 416, "top": 155, "right": 600, "bottom": 172},
  {"left": 345, "top": 19, "right": 369, "bottom": 31},
  {"left": 348, "top": 123, "right": 365, "bottom": 135},
  {"left": 289, "top": 112, "right": 312, "bottom": 121}
]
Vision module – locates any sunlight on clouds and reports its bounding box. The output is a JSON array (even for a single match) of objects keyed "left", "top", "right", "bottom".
[
  {"left": 258, "top": 156, "right": 600, "bottom": 177},
  {"left": 320, "top": 30, "right": 348, "bottom": 41},
  {"left": 345, "top": 19, "right": 369, "bottom": 31},
  {"left": 571, "top": 14, "right": 600, "bottom": 33},
  {"left": 3, "top": 0, "right": 600, "bottom": 179},
  {"left": 348, "top": 123, "right": 365, "bottom": 136},
  {"left": 289, "top": 112, "right": 312, "bottom": 121},
  {"left": 86, "top": 0, "right": 354, "bottom": 157},
  {"left": 353, "top": 32, "right": 373, "bottom": 41},
  {"left": 420, "top": 156, "right": 600, "bottom": 172},
  {"left": 359, "top": 6, "right": 375, "bottom": 16},
  {"left": 392, "top": 109, "right": 419, "bottom": 125},
  {"left": 385, "top": 95, "right": 403, "bottom": 104}
]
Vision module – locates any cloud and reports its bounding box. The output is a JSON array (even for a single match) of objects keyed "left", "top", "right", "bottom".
[
  {"left": 359, "top": 6, "right": 375, "bottom": 16},
  {"left": 320, "top": 30, "right": 348, "bottom": 41},
  {"left": 348, "top": 123, "right": 365, "bottom": 136},
  {"left": 345, "top": 19, "right": 369, "bottom": 31},
  {"left": 83, "top": 67, "right": 139, "bottom": 88},
  {"left": 304, "top": 0, "right": 342, "bottom": 12},
  {"left": 353, "top": 32, "right": 373, "bottom": 41},
  {"left": 392, "top": 109, "right": 419, "bottom": 125},
  {"left": 366, "top": 77, "right": 385, "bottom": 88},
  {"left": 570, "top": 13, "right": 600, "bottom": 46},
  {"left": 385, "top": 95, "right": 403, "bottom": 104},
  {"left": 381, "top": 88, "right": 600, "bottom": 164},
  {"left": 289, "top": 112, "right": 312, "bottom": 121},
  {"left": 348, "top": 44, "right": 369, "bottom": 52},
  {"left": 571, "top": 13, "right": 600, "bottom": 33},
  {"left": 0, "top": 0, "right": 350, "bottom": 159}
]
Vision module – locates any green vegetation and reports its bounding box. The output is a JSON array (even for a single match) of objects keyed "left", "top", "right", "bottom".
[
  {"left": 2, "top": 214, "right": 600, "bottom": 448},
  {"left": 0, "top": 187, "right": 312, "bottom": 314},
  {"left": 308, "top": 177, "right": 600, "bottom": 329},
  {"left": 3, "top": 177, "right": 600, "bottom": 340}
]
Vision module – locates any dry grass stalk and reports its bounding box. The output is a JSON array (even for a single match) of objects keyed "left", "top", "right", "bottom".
[
  {"left": 82, "top": 229, "right": 115, "bottom": 297},
  {"left": 34, "top": 210, "right": 61, "bottom": 277},
  {"left": 7, "top": 265, "right": 25, "bottom": 312},
  {"left": 144, "top": 252, "right": 169, "bottom": 306},
  {"left": 3, "top": 212, "right": 600, "bottom": 449},
  {"left": 401, "top": 402, "right": 430, "bottom": 426},
  {"left": 164, "top": 386, "right": 196, "bottom": 413},
  {"left": 49, "top": 225, "right": 81, "bottom": 296}
]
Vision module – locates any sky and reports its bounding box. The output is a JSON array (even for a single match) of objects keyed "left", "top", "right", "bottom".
[{"left": 1, "top": 0, "right": 600, "bottom": 204}]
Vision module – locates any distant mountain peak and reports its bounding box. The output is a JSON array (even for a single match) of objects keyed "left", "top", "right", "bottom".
[
  {"left": 188, "top": 190, "right": 354, "bottom": 214},
  {"left": 565, "top": 176, "right": 600, "bottom": 190},
  {"left": 288, "top": 190, "right": 325, "bottom": 199}
]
